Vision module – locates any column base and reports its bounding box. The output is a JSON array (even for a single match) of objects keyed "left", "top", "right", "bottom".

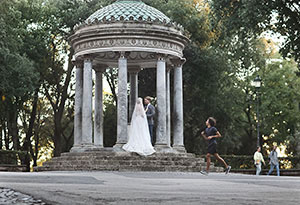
[
  {"left": 172, "top": 145, "right": 186, "bottom": 153},
  {"left": 92, "top": 144, "right": 104, "bottom": 148},
  {"left": 113, "top": 143, "right": 126, "bottom": 152},
  {"left": 70, "top": 145, "right": 83, "bottom": 153},
  {"left": 154, "top": 144, "right": 174, "bottom": 153},
  {"left": 70, "top": 144, "right": 96, "bottom": 153},
  {"left": 86, "top": 145, "right": 105, "bottom": 151}
]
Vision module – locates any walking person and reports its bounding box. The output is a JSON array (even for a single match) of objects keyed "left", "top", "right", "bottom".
[
  {"left": 267, "top": 145, "right": 280, "bottom": 176},
  {"left": 254, "top": 146, "right": 265, "bottom": 175},
  {"left": 200, "top": 117, "right": 231, "bottom": 175},
  {"left": 144, "top": 96, "right": 155, "bottom": 144}
]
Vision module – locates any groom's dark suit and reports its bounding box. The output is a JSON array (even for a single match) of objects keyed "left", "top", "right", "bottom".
[{"left": 145, "top": 103, "right": 155, "bottom": 144}]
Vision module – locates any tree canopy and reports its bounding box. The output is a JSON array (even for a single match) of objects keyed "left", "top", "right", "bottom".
[{"left": 1, "top": 0, "right": 300, "bottom": 170}]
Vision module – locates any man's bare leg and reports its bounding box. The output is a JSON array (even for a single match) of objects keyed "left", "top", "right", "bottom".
[
  {"left": 214, "top": 153, "right": 228, "bottom": 168},
  {"left": 214, "top": 153, "right": 231, "bottom": 174},
  {"left": 206, "top": 153, "right": 211, "bottom": 172}
]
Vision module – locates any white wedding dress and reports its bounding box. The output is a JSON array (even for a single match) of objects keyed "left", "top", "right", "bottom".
[{"left": 123, "top": 98, "right": 156, "bottom": 156}]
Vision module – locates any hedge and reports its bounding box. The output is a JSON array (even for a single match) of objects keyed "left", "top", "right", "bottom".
[
  {"left": 0, "top": 150, "right": 28, "bottom": 165},
  {"left": 198, "top": 155, "right": 300, "bottom": 170}
]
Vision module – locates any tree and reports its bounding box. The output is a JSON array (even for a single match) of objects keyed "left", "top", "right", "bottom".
[
  {"left": 31, "top": 0, "right": 114, "bottom": 156},
  {"left": 210, "top": 0, "right": 300, "bottom": 70},
  {"left": 0, "top": 0, "right": 40, "bottom": 152},
  {"left": 103, "top": 95, "right": 117, "bottom": 147},
  {"left": 259, "top": 59, "right": 300, "bottom": 155}
]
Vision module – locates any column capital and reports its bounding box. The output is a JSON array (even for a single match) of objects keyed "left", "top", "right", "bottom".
[
  {"left": 83, "top": 54, "right": 96, "bottom": 61},
  {"left": 119, "top": 51, "right": 130, "bottom": 58},
  {"left": 156, "top": 53, "right": 167, "bottom": 61},
  {"left": 166, "top": 65, "right": 173, "bottom": 72},
  {"left": 72, "top": 56, "right": 83, "bottom": 67},
  {"left": 170, "top": 58, "right": 186, "bottom": 67},
  {"left": 128, "top": 66, "right": 141, "bottom": 74},
  {"left": 93, "top": 64, "right": 107, "bottom": 73}
]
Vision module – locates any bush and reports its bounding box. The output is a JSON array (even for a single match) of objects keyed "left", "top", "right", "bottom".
[
  {"left": 0, "top": 150, "right": 28, "bottom": 165},
  {"left": 197, "top": 154, "right": 300, "bottom": 169}
]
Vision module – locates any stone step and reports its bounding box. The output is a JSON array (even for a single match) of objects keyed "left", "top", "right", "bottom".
[
  {"left": 45, "top": 156, "right": 205, "bottom": 163},
  {"left": 59, "top": 154, "right": 198, "bottom": 160},
  {"left": 38, "top": 163, "right": 217, "bottom": 172},
  {"left": 35, "top": 164, "right": 222, "bottom": 173},
  {"left": 61, "top": 150, "right": 196, "bottom": 158},
  {"left": 46, "top": 154, "right": 205, "bottom": 163},
  {"left": 43, "top": 159, "right": 206, "bottom": 168},
  {"left": 43, "top": 156, "right": 206, "bottom": 165},
  {"left": 36, "top": 165, "right": 204, "bottom": 171},
  {"left": 34, "top": 151, "right": 223, "bottom": 173},
  {"left": 61, "top": 149, "right": 195, "bottom": 157}
]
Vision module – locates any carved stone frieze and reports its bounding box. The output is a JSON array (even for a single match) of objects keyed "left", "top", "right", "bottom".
[{"left": 74, "top": 37, "right": 184, "bottom": 58}]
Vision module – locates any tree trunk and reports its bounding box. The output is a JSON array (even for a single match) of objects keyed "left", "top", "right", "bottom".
[
  {"left": 23, "top": 90, "right": 39, "bottom": 171},
  {"left": 3, "top": 121, "right": 9, "bottom": 150},
  {"left": 53, "top": 115, "right": 62, "bottom": 157},
  {"left": 104, "top": 68, "right": 118, "bottom": 103},
  {"left": 32, "top": 132, "right": 39, "bottom": 167},
  {"left": 0, "top": 123, "right": 2, "bottom": 149},
  {"left": 44, "top": 50, "right": 74, "bottom": 157},
  {"left": 8, "top": 106, "right": 20, "bottom": 151}
]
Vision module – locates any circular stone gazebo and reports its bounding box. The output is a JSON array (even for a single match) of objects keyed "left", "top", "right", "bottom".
[{"left": 70, "top": 0, "right": 189, "bottom": 153}]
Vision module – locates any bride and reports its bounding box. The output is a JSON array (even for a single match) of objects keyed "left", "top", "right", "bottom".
[{"left": 123, "top": 98, "right": 156, "bottom": 156}]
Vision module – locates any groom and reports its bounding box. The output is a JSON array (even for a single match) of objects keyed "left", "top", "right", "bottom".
[{"left": 144, "top": 96, "right": 155, "bottom": 144}]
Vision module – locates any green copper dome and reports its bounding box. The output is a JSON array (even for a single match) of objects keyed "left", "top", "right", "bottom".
[{"left": 86, "top": 0, "right": 171, "bottom": 23}]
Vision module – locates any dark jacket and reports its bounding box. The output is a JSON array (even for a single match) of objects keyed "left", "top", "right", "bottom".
[{"left": 145, "top": 104, "right": 155, "bottom": 125}]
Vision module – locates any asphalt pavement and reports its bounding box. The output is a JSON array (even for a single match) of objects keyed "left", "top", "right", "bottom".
[{"left": 0, "top": 171, "right": 299, "bottom": 205}]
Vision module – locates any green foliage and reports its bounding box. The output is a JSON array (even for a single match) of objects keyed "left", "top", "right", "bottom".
[
  {"left": 271, "top": 1, "right": 300, "bottom": 65},
  {"left": 146, "top": 0, "right": 215, "bottom": 47},
  {"left": 103, "top": 95, "right": 117, "bottom": 147},
  {"left": 0, "top": 0, "right": 39, "bottom": 100},
  {"left": 199, "top": 154, "right": 300, "bottom": 170},
  {"left": 1, "top": 0, "right": 300, "bottom": 164},
  {"left": 210, "top": 0, "right": 300, "bottom": 68},
  {"left": 138, "top": 68, "right": 156, "bottom": 98},
  {"left": 0, "top": 150, "right": 27, "bottom": 165},
  {"left": 259, "top": 59, "right": 300, "bottom": 153},
  {"left": 201, "top": 155, "right": 256, "bottom": 169},
  {"left": 284, "top": 156, "right": 300, "bottom": 169}
]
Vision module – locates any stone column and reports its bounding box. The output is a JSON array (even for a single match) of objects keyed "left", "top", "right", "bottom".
[
  {"left": 166, "top": 66, "right": 171, "bottom": 147},
  {"left": 114, "top": 52, "right": 128, "bottom": 150},
  {"left": 81, "top": 55, "right": 94, "bottom": 148},
  {"left": 172, "top": 58, "right": 186, "bottom": 153},
  {"left": 155, "top": 55, "right": 170, "bottom": 152},
  {"left": 128, "top": 67, "right": 140, "bottom": 122},
  {"left": 71, "top": 58, "right": 83, "bottom": 152},
  {"left": 93, "top": 65, "right": 106, "bottom": 148}
]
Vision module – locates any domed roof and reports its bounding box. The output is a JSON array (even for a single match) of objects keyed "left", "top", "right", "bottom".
[{"left": 86, "top": 0, "right": 171, "bottom": 24}]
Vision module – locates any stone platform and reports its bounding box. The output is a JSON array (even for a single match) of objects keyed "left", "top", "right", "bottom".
[{"left": 34, "top": 149, "right": 223, "bottom": 172}]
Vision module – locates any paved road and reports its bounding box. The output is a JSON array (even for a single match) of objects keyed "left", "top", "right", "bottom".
[{"left": 0, "top": 171, "right": 299, "bottom": 205}]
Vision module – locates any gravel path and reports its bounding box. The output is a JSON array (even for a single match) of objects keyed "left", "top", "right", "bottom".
[{"left": 0, "top": 188, "right": 46, "bottom": 205}]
